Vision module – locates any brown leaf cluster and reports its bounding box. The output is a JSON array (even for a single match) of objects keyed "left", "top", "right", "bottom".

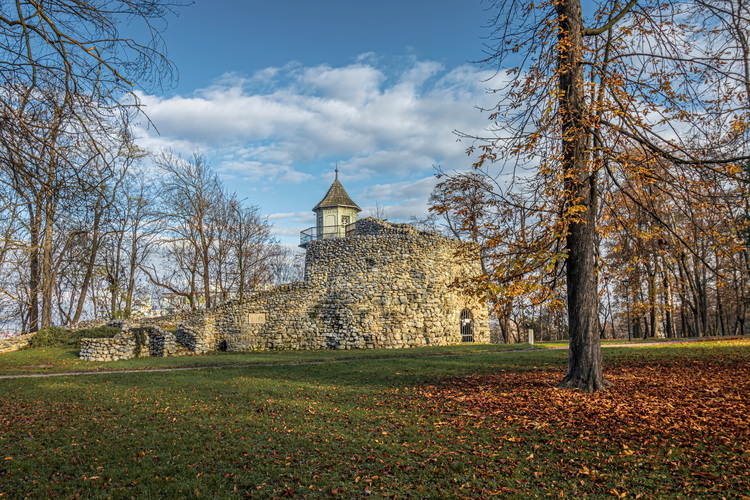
[
  {"left": 418, "top": 351, "right": 750, "bottom": 495},
  {"left": 423, "top": 360, "right": 749, "bottom": 440}
]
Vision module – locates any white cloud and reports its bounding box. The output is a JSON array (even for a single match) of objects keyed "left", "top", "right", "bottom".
[
  {"left": 134, "top": 55, "right": 495, "bottom": 182},
  {"left": 299, "top": 64, "right": 383, "bottom": 103},
  {"left": 359, "top": 176, "right": 441, "bottom": 221},
  {"left": 363, "top": 176, "right": 439, "bottom": 202},
  {"left": 269, "top": 211, "right": 310, "bottom": 222},
  {"left": 337, "top": 151, "right": 436, "bottom": 180},
  {"left": 133, "top": 55, "right": 498, "bottom": 244}
]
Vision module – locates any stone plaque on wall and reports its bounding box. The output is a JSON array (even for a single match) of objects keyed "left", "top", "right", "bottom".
[{"left": 246, "top": 313, "right": 266, "bottom": 325}]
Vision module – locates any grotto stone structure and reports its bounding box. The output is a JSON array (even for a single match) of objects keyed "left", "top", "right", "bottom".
[
  {"left": 78, "top": 171, "right": 489, "bottom": 360},
  {"left": 176, "top": 217, "right": 490, "bottom": 352}
]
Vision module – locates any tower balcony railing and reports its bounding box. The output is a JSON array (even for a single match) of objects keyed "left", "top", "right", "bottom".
[{"left": 300, "top": 223, "right": 357, "bottom": 247}]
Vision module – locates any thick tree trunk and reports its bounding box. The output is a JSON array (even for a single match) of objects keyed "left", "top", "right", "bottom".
[
  {"left": 238, "top": 250, "right": 246, "bottom": 302},
  {"left": 501, "top": 314, "right": 510, "bottom": 343},
  {"left": 633, "top": 316, "right": 643, "bottom": 340},
  {"left": 716, "top": 285, "right": 726, "bottom": 336},
  {"left": 111, "top": 230, "right": 124, "bottom": 317},
  {"left": 199, "top": 227, "right": 212, "bottom": 310},
  {"left": 561, "top": 208, "right": 607, "bottom": 391},
  {"left": 555, "top": 0, "right": 608, "bottom": 392},
  {"left": 697, "top": 260, "right": 708, "bottom": 336}
]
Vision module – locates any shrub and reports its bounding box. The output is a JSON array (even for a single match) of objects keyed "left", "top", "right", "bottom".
[
  {"left": 27, "top": 327, "right": 73, "bottom": 348},
  {"left": 27, "top": 326, "right": 120, "bottom": 349},
  {"left": 76, "top": 326, "right": 121, "bottom": 341}
]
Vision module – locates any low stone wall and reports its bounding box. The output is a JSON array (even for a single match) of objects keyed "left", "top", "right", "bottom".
[
  {"left": 79, "top": 326, "right": 184, "bottom": 361},
  {"left": 0, "top": 333, "right": 34, "bottom": 354},
  {"left": 349, "top": 218, "right": 436, "bottom": 238},
  {"left": 174, "top": 314, "right": 220, "bottom": 354}
]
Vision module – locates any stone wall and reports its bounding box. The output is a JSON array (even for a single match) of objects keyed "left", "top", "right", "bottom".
[
  {"left": 79, "top": 326, "right": 184, "bottom": 362},
  {"left": 177, "top": 218, "right": 490, "bottom": 353},
  {"left": 0, "top": 333, "right": 34, "bottom": 354}
]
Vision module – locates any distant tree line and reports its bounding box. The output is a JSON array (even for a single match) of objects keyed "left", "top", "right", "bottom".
[
  {"left": 0, "top": 135, "right": 300, "bottom": 332},
  {"left": 0, "top": 1, "right": 301, "bottom": 332},
  {"left": 427, "top": 161, "right": 748, "bottom": 343},
  {"left": 424, "top": 0, "right": 750, "bottom": 368}
]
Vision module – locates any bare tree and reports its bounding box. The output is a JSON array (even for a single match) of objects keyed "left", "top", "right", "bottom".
[
  {"left": 95, "top": 171, "right": 158, "bottom": 319},
  {"left": 0, "top": 180, "right": 26, "bottom": 329},
  {"left": 0, "top": 0, "right": 187, "bottom": 141},
  {"left": 221, "top": 194, "right": 277, "bottom": 300},
  {"left": 0, "top": 0, "right": 187, "bottom": 330},
  {"left": 146, "top": 152, "right": 278, "bottom": 311},
  {"left": 268, "top": 246, "right": 305, "bottom": 286},
  {"left": 147, "top": 152, "right": 222, "bottom": 310}
]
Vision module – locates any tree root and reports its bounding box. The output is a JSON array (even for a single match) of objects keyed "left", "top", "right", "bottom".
[{"left": 557, "top": 375, "right": 613, "bottom": 393}]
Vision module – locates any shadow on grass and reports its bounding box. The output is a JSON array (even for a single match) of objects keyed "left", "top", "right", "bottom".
[
  {"left": 0, "top": 342, "right": 538, "bottom": 375},
  {"left": 1, "top": 340, "right": 748, "bottom": 498}
]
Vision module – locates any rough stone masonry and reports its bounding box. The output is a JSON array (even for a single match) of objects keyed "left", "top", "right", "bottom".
[
  {"left": 80, "top": 218, "right": 489, "bottom": 360},
  {"left": 177, "top": 218, "right": 489, "bottom": 352}
]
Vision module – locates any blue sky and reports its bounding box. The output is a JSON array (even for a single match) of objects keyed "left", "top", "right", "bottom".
[{"left": 133, "top": 0, "right": 499, "bottom": 245}]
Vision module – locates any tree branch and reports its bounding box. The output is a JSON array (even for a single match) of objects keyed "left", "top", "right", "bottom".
[{"left": 583, "top": 0, "right": 639, "bottom": 36}]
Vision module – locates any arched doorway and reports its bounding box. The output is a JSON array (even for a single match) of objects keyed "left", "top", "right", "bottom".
[{"left": 460, "top": 309, "right": 474, "bottom": 343}]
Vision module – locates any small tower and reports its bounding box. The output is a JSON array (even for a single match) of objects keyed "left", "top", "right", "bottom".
[{"left": 300, "top": 168, "right": 361, "bottom": 247}]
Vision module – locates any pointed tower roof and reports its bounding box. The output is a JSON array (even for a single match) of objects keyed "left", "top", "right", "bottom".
[{"left": 313, "top": 168, "right": 361, "bottom": 212}]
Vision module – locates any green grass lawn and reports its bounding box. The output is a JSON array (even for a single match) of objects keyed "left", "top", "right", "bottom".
[
  {"left": 0, "top": 343, "right": 536, "bottom": 376},
  {"left": 1, "top": 340, "right": 748, "bottom": 498},
  {"left": 535, "top": 336, "right": 728, "bottom": 349}
]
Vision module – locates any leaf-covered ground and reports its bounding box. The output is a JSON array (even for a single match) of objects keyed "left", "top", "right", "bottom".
[
  {"left": 418, "top": 347, "right": 750, "bottom": 497},
  {"left": 0, "top": 340, "right": 748, "bottom": 498}
]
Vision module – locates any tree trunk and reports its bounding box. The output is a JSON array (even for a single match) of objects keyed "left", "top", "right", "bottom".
[
  {"left": 72, "top": 209, "right": 102, "bottom": 324},
  {"left": 40, "top": 194, "right": 56, "bottom": 328},
  {"left": 199, "top": 226, "right": 212, "bottom": 309},
  {"left": 716, "top": 285, "right": 726, "bottom": 336},
  {"left": 126, "top": 228, "right": 139, "bottom": 317},
  {"left": 647, "top": 265, "right": 658, "bottom": 338},
  {"left": 663, "top": 272, "right": 675, "bottom": 338},
  {"left": 27, "top": 202, "right": 40, "bottom": 332},
  {"left": 633, "top": 316, "right": 642, "bottom": 340},
  {"left": 697, "top": 260, "right": 708, "bottom": 336},
  {"left": 555, "top": 0, "right": 608, "bottom": 392},
  {"left": 111, "top": 230, "right": 125, "bottom": 317}
]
